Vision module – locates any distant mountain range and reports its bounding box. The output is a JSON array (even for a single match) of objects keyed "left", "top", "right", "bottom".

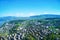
[
  {"left": 0, "top": 14, "right": 60, "bottom": 27},
  {"left": 0, "top": 14, "right": 60, "bottom": 21},
  {"left": 29, "top": 14, "right": 60, "bottom": 19}
]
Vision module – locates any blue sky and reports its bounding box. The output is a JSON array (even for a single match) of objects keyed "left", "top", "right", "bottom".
[{"left": 0, "top": 0, "right": 60, "bottom": 17}]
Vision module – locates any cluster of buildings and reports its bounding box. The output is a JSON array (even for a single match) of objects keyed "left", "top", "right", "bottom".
[{"left": 0, "top": 20, "right": 60, "bottom": 40}]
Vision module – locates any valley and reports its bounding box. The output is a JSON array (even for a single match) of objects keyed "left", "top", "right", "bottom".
[{"left": 0, "top": 15, "right": 60, "bottom": 40}]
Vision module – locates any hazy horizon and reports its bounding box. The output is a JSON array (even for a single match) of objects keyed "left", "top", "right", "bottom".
[{"left": 0, "top": 0, "right": 60, "bottom": 17}]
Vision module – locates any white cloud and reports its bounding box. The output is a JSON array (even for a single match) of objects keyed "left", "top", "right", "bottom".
[
  {"left": 3, "top": 11, "right": 60, "bottom": 17},
  {"left": 11, "top": 12, "right": 40, "bottom": 17},
  {"left": 26, "top": 12, "right": 39, "bottom": 17},
  {"left": 42, "top": 12, "right": 48, "bottom": 14}
]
